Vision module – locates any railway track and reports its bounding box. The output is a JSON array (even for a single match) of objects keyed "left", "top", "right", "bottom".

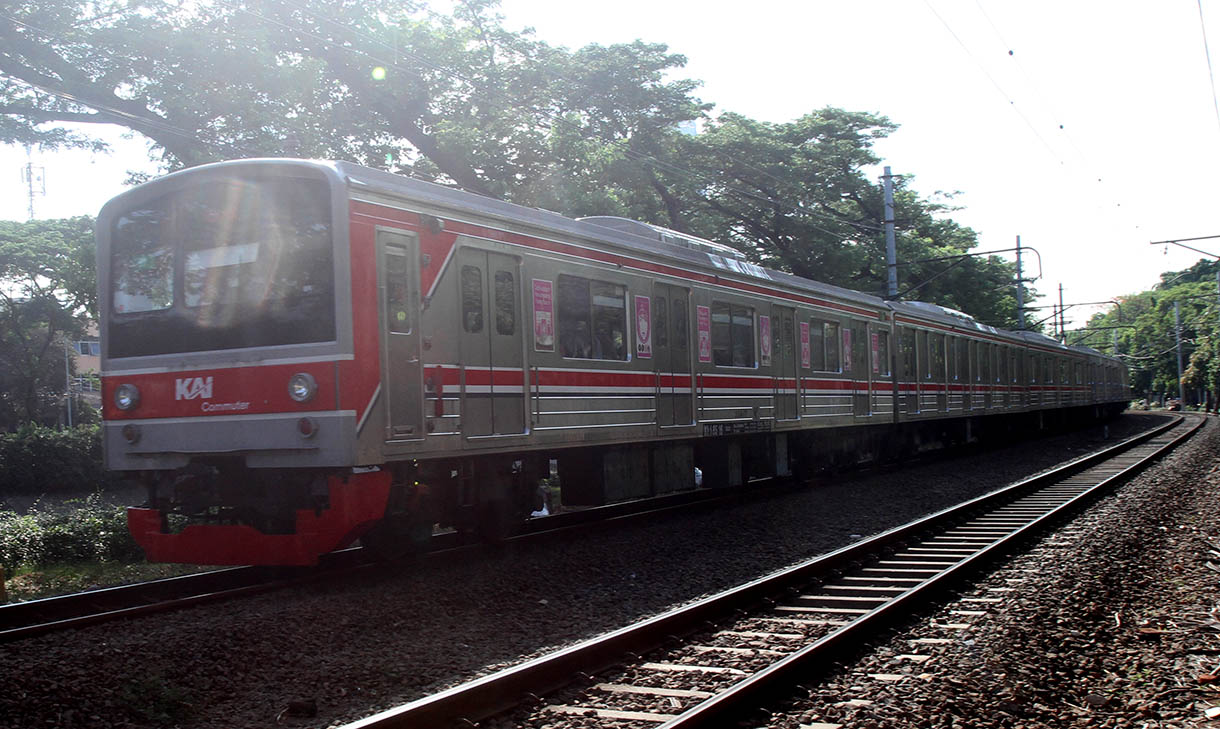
[
  {"left": 0, "top": 416, "right": 1174, "bottom": 646},
  {"left": 339, "top": 413, "right": 1201, "bottom": 729},
  {"left": 0, "top": 469, "right": 799, "bottom": 643}
]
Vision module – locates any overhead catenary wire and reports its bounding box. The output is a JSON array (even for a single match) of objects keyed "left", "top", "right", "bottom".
[
  {"left": 921, "top": 0, "right": 1062, "bottom": 164},
  {"left": 1198, "top": 0, "right": 1220, "bottom": 138}
]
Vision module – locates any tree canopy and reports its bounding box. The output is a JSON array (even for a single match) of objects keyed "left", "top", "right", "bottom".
[
  {"left": 1077, "top": 258, "right": 1219, "bottom": 405},
  {"left": 0, "top": 217, "right": 95, "bottom": 428},
  {"left": 2, "top": 0, "right": 1026, "bottom": 325}
]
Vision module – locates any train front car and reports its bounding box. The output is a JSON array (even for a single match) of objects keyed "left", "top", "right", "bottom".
[{"left": 98, "top": 160, "right": 386, "bottom": 566}]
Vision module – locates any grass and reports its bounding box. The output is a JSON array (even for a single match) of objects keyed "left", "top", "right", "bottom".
[
  {"left": 3, "top": 560, "right": 209, "bottom": 603},
  {"left": 0, "top": 489, "right": 211, "bottom": 603}
]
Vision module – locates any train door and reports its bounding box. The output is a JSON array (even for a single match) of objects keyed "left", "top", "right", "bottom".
[
  {"left": 380, "top": 229, "right": 424, "bottom": 440},
  {"left": 848, "top": 320, "right": 870, "bottom": 417},
  {"left": 653, "top": 283, "right": 693, "bottom": 426},
  {"left": 869, "top": 323, "right": 891, "bottom": 416},
  {"left": 771, "top": 304, "right": 799, "bottom": 420},
  {"left": 457, "top": 247, "right": 525, "bottom": 437},
  {"left": 899, "top": 326, "right": 918, "bottom": 415}
]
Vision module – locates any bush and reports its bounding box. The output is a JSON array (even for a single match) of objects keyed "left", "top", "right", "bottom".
[
  {"left": 0, "top": 493, "right": 142, "bottom": 572},
  {"left": 0, "top": 424, "right": 109, "bottom": 496}
]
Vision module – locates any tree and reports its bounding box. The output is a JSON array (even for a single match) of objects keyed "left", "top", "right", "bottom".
[
  {"left": 1, "top": 0, "right": 1022, "bottom": 326},
  {"left": 0, "top": 217, "right": 94, "bottom": 428},
  {"left": 1078, "top": 267, "right": 1218, "bottom": 406}
]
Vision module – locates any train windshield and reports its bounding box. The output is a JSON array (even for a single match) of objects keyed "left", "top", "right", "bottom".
[{"left": 108, "top": 176, "right": 335, "bottom": 357}]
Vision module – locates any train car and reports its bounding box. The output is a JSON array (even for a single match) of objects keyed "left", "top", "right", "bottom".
[{"left": 96, "top": 159, "right": 1129, "bottom": 565}]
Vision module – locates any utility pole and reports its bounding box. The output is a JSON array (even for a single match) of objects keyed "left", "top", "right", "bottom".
[
  {"left": 1174, "top": 300, "right": 1185, "bottom": 408},
  {"left": 883, "top": 166, "right": 898, "bottom": 299},
  {"left": 1015, "top": 236, "right": 1025, "bottom": 330},
  {"left": 1058, "top": 284, "right": 1066, "bottom": 343},
  {"left": 20, "top": 146, "right": 45, "bottom": 221}
]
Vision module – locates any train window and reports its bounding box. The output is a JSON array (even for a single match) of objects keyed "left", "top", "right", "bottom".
[
  {"left": 957, "top": 337, "right": 969, "bottom": 381},
  {"left": 108, "top": 176, "right": 336, "bottom": 357},
  {"left": 494, "top": 270, "right": 515, "bottom": 335},
  {"left": 810, "top": 320, "right": 825, "bottom": 370},
  {"left": 558, "top": 275, "right": 627, "bottom": 360},
  {"left": 929, "top": 333, "right": 945, "bottom": 380},
  {"left": 917, "top": 330, "right": 929, "bottom": 379},
  {"left": 851, "top": 323, "right": 867, "bottom": 373},
  {"left": 654, "top": 295, "right": 668, "bottom": 348},
  {"left": 461, "top": 265, "right": 484, "bottom": 333},
  {"left": 711, "top": 301, "right": 755, "bottom": 367},
  {"left": 875, "top": 330, "right": 891, "bottom": 377},
  {"left": 112, "top": 231, "right": 173, "bottom": 313},
  {"left": 825, "top": 321, "right": 841, "bottom": 372},
  {"left": 899, "top": 327, "right": 915, "bottom": 378},
  {"left": 385, "top": 250, "right": 412, "bottom": 334},
  {"left": 673, "top": 299, "right": 688, "bottom": 352}
]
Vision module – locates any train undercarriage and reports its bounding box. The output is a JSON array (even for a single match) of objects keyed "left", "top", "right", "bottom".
[{"left": 125, "top": 403, "right": 1126, "bottom": 566}]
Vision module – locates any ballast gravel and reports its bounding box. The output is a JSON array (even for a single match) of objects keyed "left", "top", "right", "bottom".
[
  {"left": 0, "top": 413, "right": 1189, "bottom": 729},
  {"left": 762, "top": 414, "right": 1220, "bottom": 729}
]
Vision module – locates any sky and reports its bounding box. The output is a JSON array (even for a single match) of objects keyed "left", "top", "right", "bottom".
[{"left": 3, "top": 0, "right": 1220, "bottom": 330}]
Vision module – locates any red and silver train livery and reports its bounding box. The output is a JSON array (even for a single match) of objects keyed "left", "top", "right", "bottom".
[{"left": 96, "top": 159, "right": 1130, "bottom": 565}]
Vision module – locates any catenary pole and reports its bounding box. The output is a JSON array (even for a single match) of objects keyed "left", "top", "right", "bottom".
[
  {"left": 883, "top": 167, "right": 898, "bottom": 299},
  {"left": 1015, "top": 236, "right": 1025, "bottom": 330},
  {"left": 1175, "top": 300, "right": 1185, "bottom": 407}
]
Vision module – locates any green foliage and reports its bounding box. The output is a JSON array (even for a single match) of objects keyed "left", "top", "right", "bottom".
[
  {"left": 0, "top": 493, "right": 142, "bottom": 573},
  {"left": 0, "top": 217, "right": 96, "bottom": 429},
  {"left": 0, "top": 424, "right": 108, "bottom": 495},
  {"left": 1079, "top": 261, "right": 1219, "bottom": 404},
  {"left": 1, "top": 0, "right": 1023, "bottom": 326}
]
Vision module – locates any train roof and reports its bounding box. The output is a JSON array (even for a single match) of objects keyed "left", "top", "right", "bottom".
[
  {"left": 104, "top": 159, "right": 1125, "bottom": 366},
  {"left": 331, "top": 159, "right": 890, "bottom": 314}
]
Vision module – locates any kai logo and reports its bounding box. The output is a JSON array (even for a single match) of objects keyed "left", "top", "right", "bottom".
[{"left": 175, "top": 376, "right": 214, "bottom": 401}]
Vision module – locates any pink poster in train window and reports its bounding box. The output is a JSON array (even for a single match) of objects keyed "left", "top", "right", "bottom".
[
  {"left": 697, "top": 305, "right": 711, "bottom": 363},
  {"left": 800, "top": 322, "right": 811, "bottom": 369},
  {"left": 759, "top": 315, "right": 772, "bottom": 367},
  {"left": 532, "top": 279, "right": 554, "bottom": 352},
  {"left": 842, "top": 327, "right": 853, "bottom": 373},
  {"left": 634, "top": 295, "right": 652, "bottom": 359}
]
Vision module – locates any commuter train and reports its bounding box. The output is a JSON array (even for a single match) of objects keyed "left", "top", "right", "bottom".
[{"left": 96, "top": 159, "right": 1130, "bottom": 565}]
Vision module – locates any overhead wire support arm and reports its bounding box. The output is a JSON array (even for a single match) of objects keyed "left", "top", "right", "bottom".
[
  {"left": 1026, "top": 299, "right": 1123, "bottom": 329},
  {"left": 887, "top": 245, "right": 1043, "bottom": 302},
  {"left": 1148, "top": 236, "right": 1220, "bottom": 259},
  {"left": 892, "top": 245, "right": 1044, "bottom": 279}
]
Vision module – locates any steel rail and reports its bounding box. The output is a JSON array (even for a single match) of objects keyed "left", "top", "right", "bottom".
[
  {"left": 337, "top": 414, "right": 1196, "bottom": 729},
  {"left": 0, "top": 470, "right": 791, "bottom": 642},
  {"left": 0, "top": 416, "right": 1177, "bottom": 646},
  {"left": 661, "top": 414, "right": 1202, "bottom": 728}
]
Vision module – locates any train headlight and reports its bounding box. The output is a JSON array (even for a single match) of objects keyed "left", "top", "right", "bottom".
[
  {"left": 288, "top": 372, "right": 317, "bottom": 403},
  {"left": 114, "top": 384, "right": 141, "bottom": 411}
]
